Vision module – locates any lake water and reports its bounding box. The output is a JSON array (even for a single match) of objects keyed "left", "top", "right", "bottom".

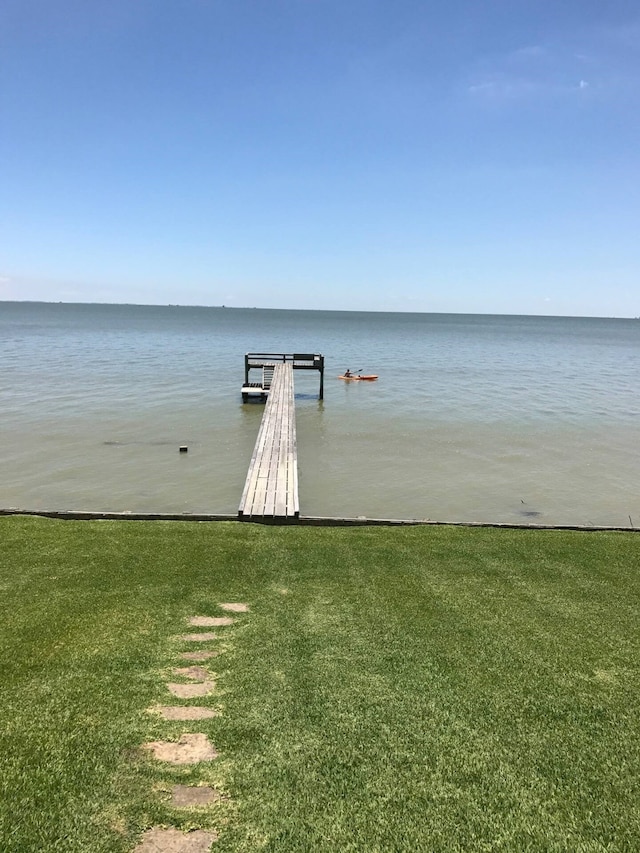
[{"left": 1, "top": 302, "right": 639, "bottom": 525}]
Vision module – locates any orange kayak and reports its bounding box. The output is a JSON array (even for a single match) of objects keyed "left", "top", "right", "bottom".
[{"left": 338, "top": 375, "right": 378, "bottom": 381}]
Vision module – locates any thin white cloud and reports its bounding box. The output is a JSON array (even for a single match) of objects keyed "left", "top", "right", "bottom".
[
  {"left": 467, "top": 75, "right": 540, "bottom": 99},
  {"left": 508, "top": 44, "right": 548, "bottom": 62},
  {"left": 466, "top": 41, "right": 573, "bottom": 101},
  {"left": 466, "top": 21, "right": 640, "bottom": 103}
]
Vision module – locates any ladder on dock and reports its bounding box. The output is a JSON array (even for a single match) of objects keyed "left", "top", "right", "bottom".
[
  {"left": 242, "top": 352, "right": 324, "bottom": 401},
  {"left": 238, "top": 363, "right": 299, "bottom": 520},
  {"left": 262, "top": 364, "right": 274, "bottom": 390}
]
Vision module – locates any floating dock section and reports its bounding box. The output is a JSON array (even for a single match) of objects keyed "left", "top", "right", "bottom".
[{"left": 238, "top": 353, "right": 324, "bottom": 521}]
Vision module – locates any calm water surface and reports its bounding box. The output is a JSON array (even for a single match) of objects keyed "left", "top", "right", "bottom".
[{"left": 1, "top": 302, "right": 639, "bottom": 525}]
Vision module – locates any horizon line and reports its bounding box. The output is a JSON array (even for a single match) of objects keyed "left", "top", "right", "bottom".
[{"left": 1, "top": 299, "right": 637, "bottom": 321}]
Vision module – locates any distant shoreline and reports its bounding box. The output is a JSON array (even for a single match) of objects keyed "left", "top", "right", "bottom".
[{"left": 1, "top": 299, "right": 636, "bottom": 321}]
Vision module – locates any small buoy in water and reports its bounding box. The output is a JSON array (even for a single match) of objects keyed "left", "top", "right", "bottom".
[{"left": 179, "top": 446, "right": 188, "bottom": 453}]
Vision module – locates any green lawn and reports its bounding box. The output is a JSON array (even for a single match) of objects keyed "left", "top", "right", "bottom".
[{"left": 0, "top": 516, "right": 638, "bottom": 852}]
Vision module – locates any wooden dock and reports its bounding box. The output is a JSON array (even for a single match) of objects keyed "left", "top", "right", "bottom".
[
  {"left": 238, "top": 363, "right": 299, "bottom": 520},
  {"left": 242, "top": 352, "right": 324, "bottom": 401}
]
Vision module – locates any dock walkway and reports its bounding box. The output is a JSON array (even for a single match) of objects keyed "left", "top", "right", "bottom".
[{"left": 238, "top": 363, "right": 299, "bottom": 520}]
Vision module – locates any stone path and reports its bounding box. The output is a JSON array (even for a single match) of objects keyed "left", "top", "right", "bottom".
[
  {"left": 133, "top": 827, "right": 218, "bottom": 852},
  {"left": 180, "top": 632, "right": 218, "bottom": 642},
  {"left": 155, "top": 706, "right": 219, "bottom": 721},
  {"left": 142, "top": 733, "right": 218, "bottom": 764},
  {"left": 172, "top": 666, "right": 209, "bottom": 681},
  {"left": 171, "top": 785, "right": 222, "bottom": 807},
  {"left": 134, "top": 603, "right": 250, "bottom": 850},
  {"left": 189, "top": 616, "right": 235, "bottom": 628},
  {"left": 166, "top": 681, "right": 215, "bottom": 699},
  {"left": 179, "top": 651, "right": 219, "bottom": 661}
]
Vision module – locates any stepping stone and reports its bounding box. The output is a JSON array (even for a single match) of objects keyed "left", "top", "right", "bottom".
[
  {"left": 180, "top": 651, "right": 220, "bottom": 661},
  {"left": 171, "top": 785, "right": 222, "bottom": 808},
  {"left": 142, "top": 733, "right": 218, "bottom": 764},
  {"left": 156, "top": 706, "right": 220, "bottom": 721},
  {"left": 134, "top": 827, "right": 218, "bottom": 852},
  {"left": 172, "top": 666, "right": 209, "bottom": 681},
  {"left": 180, "top": 633, "right": 218, "bottom": 642},
  {"left": 218, "top": 603, "right": 249, "bottom": 612},
  {"left": 166, "top": 681, "right": 215, "bottom": 698},
  {"left": 189, "top": 616, "right": 235, "bottom": 628}
]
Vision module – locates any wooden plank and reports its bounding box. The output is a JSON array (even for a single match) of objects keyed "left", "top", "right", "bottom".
[
  {"left": 238, "top": 363, "right": 299, "bottom": 519},
  {"left": 285, "top": 369, "right": 298, "bottom": 515}
]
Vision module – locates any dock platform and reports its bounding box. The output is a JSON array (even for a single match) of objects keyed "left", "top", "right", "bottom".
[
  {"left": 241, "top": 352, "right": 324, "bottom": 401},
  {"left": 238, "top": 363, "right": 299, "bottom": 520}
]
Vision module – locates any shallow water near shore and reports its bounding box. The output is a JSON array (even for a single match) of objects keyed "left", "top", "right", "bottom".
[{"left": 1, "top": 301, "right": 639, "bottom": 525}]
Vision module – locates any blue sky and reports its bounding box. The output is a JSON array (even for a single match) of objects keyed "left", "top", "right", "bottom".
[{"left": 1, "top": 0, "right": 639, "bottom": 315}]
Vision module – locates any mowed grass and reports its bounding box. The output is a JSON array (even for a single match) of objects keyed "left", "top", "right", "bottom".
[{"left": 0, "top": 517, "right": 638, "bottom": 852}]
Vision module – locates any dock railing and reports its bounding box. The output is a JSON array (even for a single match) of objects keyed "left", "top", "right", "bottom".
[{"left": 244, "top": 352, "right": 324, "bottom": 399}]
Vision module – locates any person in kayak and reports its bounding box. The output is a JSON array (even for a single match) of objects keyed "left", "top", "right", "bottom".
[{"left": 344, "top": 369, "right": 352, "bottom": 377}]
